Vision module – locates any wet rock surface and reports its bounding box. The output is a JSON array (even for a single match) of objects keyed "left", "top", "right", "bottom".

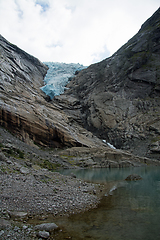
[{"left": 125, "top": 174, "right": 142, "bottom": 181}]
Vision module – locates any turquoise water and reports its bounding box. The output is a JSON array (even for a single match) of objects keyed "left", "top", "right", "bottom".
[{"left": 55, "top": 167, "right": 160, "bottom": 240}]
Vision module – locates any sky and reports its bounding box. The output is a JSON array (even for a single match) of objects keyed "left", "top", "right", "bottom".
[{"left": 0, "top": 0, "right": 159, "bottom": 66}]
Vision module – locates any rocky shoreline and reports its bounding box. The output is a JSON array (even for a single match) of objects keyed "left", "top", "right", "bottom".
[
  {"left": 0, "top": 171, "right": 107, "bottom": 239},
  {"left": 0, "top": 126, "right": 114, "bottom": 239}
]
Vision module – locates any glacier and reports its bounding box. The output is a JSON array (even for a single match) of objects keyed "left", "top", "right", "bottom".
[{"left": 41, "top": 62, "right": 86, "bottom": 99}]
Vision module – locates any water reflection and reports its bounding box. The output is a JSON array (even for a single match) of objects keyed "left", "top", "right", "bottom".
[
  {"left": 55, "top": 167, "right": 160, "bottom": 240},
  {"left": 60, "top": 166, "right": 159, "bottom": 183}
]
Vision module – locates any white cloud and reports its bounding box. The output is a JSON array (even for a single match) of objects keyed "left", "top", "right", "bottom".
[{"left": 0, "top": 0, "right": 159, "bottom": 65}]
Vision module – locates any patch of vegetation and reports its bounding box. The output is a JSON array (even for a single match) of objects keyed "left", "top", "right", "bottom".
[
  {"left": 39, "top": 159, "right": 61, "bottom": 171},
  {"left": 3, "top": 147, "right": 24, "bottom": 159},
  {"left": 17, "top": 149, "right": 25, "bottom": 159},
  {"left": 40, "top": 177, "right": 52, "bottom": 184},
  {"left": 0, "top": 142, "right": 3, "bottom": 148},
  {"left": 60, "top": 155, "right": 77, "bottom": 165},
  {"left": 0, "top": 165, "right": 15, "bottom": 174},
  {"left": 68, "top": 159, "right": 76, "bottom": 165},
  {"left": 151, "top": 136, "right": 160, "bottom": 143},
  {"left": 0, "top": 166, "right": 6, "bottom": 173}
]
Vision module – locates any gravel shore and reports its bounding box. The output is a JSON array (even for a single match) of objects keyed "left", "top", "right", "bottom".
[
  {"left": 0, "top": 169, "right": 104, "bottom": 239},
  {"left": 0, "top": 127, "right": 111, "bottom": 239}
]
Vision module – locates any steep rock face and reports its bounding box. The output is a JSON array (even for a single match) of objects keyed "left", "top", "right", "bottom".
[
  {"left": 1, "top": 8, "right": 160, "bottom": 164},
  {"left": 0, "top": 35, "right": 107, "bottom": 148},
  {"left": 59, "top": 8, "right": 160, "bottom": 159}
]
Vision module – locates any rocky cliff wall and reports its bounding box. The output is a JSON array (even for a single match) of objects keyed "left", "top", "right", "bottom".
[
  {"left": 0, "top": 35, "right": 107, "bottom": 149},
  {"left": 59, "top": 8, "right": 160, "bottom": 159}
]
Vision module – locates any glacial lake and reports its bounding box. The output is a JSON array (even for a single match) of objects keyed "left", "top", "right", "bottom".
[{"left": 55, "top": 166, "right": 160, "bottom": 240}]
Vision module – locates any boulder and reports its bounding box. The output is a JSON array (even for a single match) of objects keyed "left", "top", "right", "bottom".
[
  {"left": 70, "top": 172, "right": 76, "bottom": 178},
  {"left": 125, "top": 174, "right": 142, "bottom": 181},
  {"left": 37, "top": 231, "right": 50, "bottom": 239},
  {"left": 20, "top": 167, "right": 30, "bottom": 174},
  {"left": 35, "top": 223, "right": 58, "bottom": 232},
  {"left": 8, "top": 211, "right": 28, "bottom": 220}
]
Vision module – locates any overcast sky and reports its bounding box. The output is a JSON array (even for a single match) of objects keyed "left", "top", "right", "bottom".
[{"left": 0, "top": 0, "right": 159, "bottom": 65}]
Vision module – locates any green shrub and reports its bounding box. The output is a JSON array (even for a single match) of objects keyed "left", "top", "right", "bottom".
[
  {"left": 18, "top": 151, "right": 24, "bottom": 159},
  {"left": 39, "top": 159, "right": 61, "bottom": 171}
]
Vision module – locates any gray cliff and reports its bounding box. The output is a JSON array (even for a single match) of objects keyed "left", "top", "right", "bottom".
[
  {"left": 57, "top": 8, "right": 160, "bottom": 160},
  {"left": 0, "top": 34, "right": 107, "bottom": 149}
]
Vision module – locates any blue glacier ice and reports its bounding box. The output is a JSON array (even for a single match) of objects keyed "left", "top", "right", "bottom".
[{"left": 41, "top": 62, "right": 86, "bottom": 99}]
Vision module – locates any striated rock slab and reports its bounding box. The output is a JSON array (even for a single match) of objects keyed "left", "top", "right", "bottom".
[
  {"left": 58, "top": 147, "right": 160, "bottom": 168},
  {"left": 0, "top": 34, "right": 107, "bottom": 149}
]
